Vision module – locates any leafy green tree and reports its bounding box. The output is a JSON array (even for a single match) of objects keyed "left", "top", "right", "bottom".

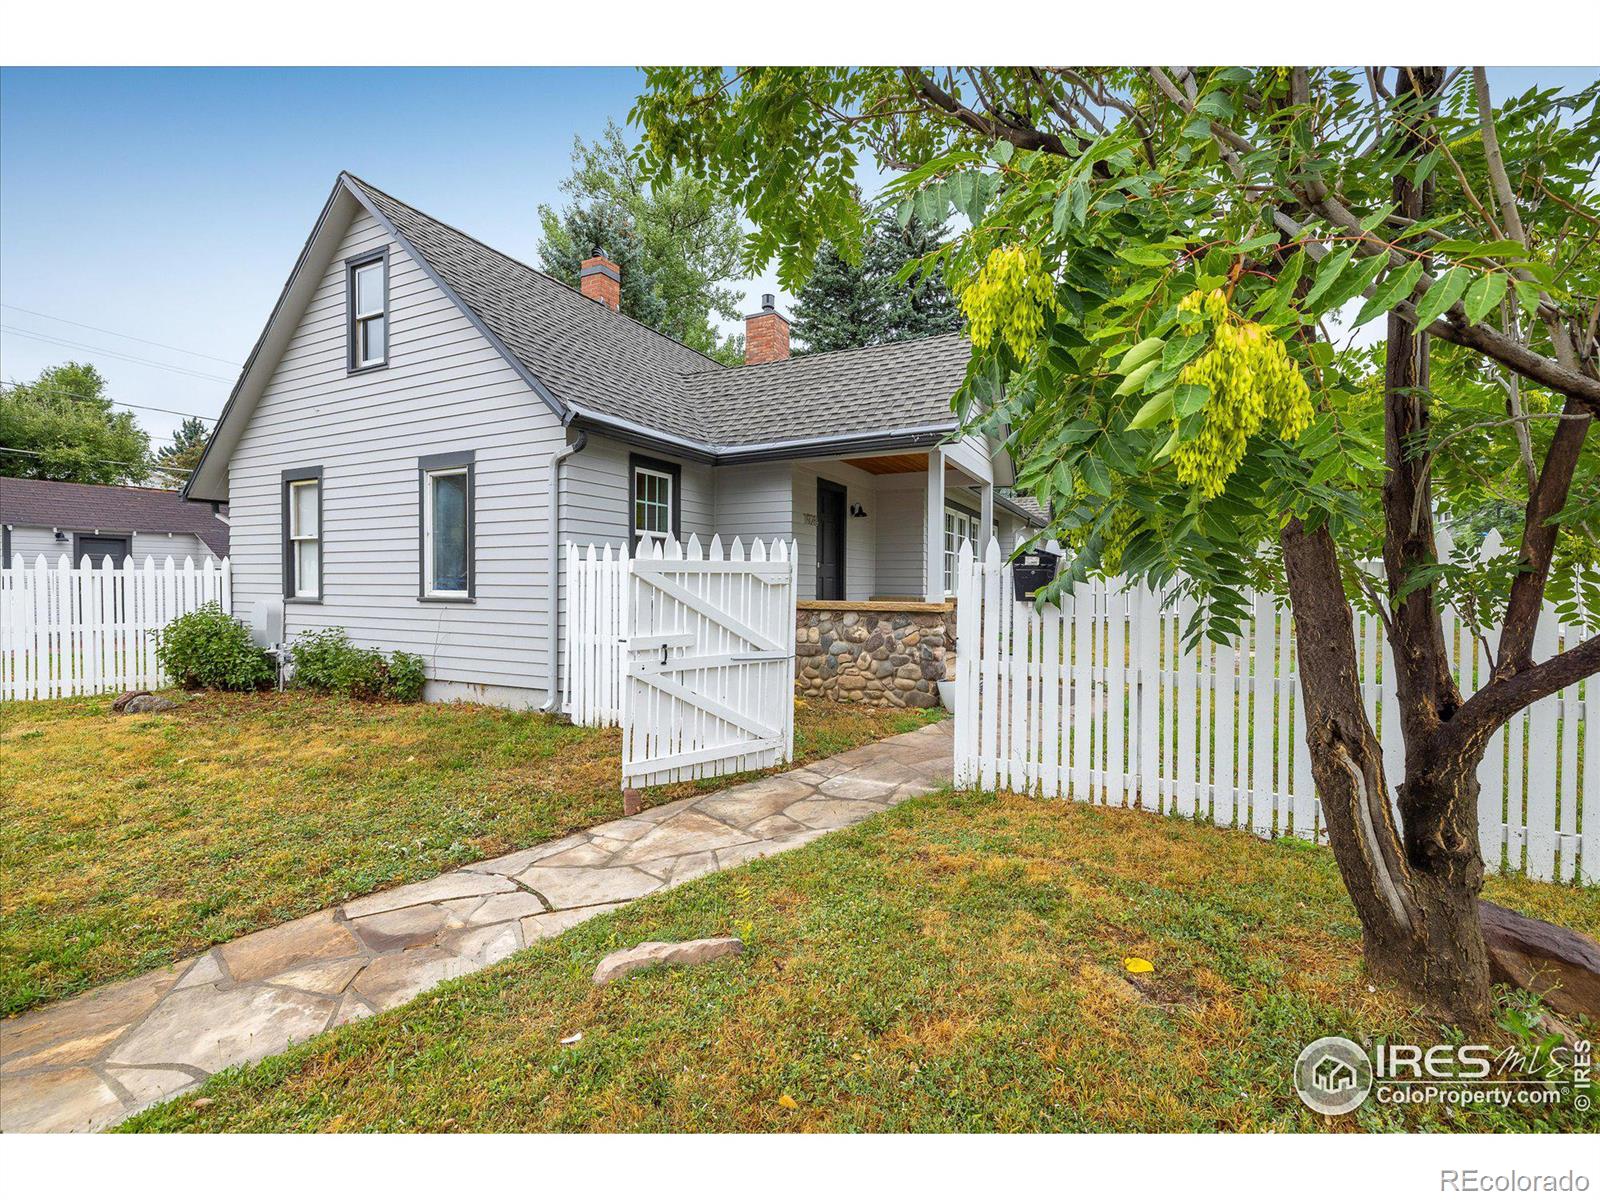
[
  {"left": 791, "top": 209, "right": 960, "bottom": 354},
  {"left": 635, "top": 67, "right": 1600, "bottom": 1026},
  {"left": 538, "top": 120, "right": 745, "bottom": 363},
  {"left": 156, "top": 415, "right": 210, "bottom": 485},
  {"left": 0, "top": 362, "right": 150, "bottom": 484}
]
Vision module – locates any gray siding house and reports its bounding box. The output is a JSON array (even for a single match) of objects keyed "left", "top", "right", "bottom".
[
  {"left": 184, "top": 174, "right": 1044, "bottom": 708},
  {"left": 1, "top": 477, "right": 229, "bottom": 567}
]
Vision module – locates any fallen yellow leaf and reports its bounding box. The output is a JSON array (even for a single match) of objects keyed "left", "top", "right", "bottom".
[
  {"left": 1123, "top": 957, "right": 1154, "bottom": 974},
  {"left": 778, "top": 1094, "right": 799, "bottom": 1110}
]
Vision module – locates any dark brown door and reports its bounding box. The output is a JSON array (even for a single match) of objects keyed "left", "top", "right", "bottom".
[{"left": 816, "top": 480, "right": 847, "bottom": 600}]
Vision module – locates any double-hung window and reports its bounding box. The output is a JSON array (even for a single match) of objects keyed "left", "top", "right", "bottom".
[
  {"left": 419, "top": 452, "right": 474, "bottom": 600},
  {"left": 283, "top": 469, "right": 322, "bottom": 600},
  {"left": 348, "top": 251, "right": 388, "bottom": 370},
  {"left": 943, "top": 504, "right": 979, "bottom": 596},
  {"left": 630, "top": 455, "right": 680, "bottom": 549}
]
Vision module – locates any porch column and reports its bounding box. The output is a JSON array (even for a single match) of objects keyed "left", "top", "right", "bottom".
[
  {"left": 978, "top": 481, "right": 995, "bottom": 546},
  {"left": 924, "top": 447, "right": 945, "bottom": 602}
]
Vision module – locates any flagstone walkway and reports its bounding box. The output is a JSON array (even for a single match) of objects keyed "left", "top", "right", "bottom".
[{"left": 0, "top": 720, "right": 952, "bottom": 1133}]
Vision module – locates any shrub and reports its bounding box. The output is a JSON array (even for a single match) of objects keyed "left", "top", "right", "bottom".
[
  {"left": 385, "top": 651, "right": 427, "bottom": 703},
  {"left": 288, "top": 628, "right": 426, "bottom": 702},
  {"left": 155, "top": 603, "right": 275, "bottom": 691}
]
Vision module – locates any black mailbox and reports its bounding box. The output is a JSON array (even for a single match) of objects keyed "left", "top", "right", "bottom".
[{"left": 1011, "top": 548, "right": 1061, "bottom": 601}]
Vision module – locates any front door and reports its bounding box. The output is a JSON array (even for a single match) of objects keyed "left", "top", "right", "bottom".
[{"left": 816, "top": 480, "right": 846, "bottom": 600}]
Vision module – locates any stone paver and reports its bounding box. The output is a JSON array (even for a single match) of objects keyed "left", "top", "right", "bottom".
[{"left": 0, "top": 719, "right": 951, "bottom": 1133}]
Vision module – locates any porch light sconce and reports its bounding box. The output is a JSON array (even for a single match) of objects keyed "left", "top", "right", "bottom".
[
  {"left": 53, "top": 530, "right": 67, "bottom": 543},
  {"left": 849, "top": 503, "right": 867, "bottom": 518}
]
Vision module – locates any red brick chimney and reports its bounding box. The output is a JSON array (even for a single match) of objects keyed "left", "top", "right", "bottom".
[
  {"left": 579, "top": 250, "right": 621, "bottom": 311},
  {"left": 744, "top": 294, "right": 790, "bottom": 365}
]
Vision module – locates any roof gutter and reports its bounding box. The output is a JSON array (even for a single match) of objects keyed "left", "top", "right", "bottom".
[
  {"left": 565, "top": 404, "right": 958, "bottom": 466},
  {"left": 540, "top": 431, "right": 588, "bottom": 713}
]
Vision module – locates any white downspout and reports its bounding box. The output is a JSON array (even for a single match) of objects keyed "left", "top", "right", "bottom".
[{"left": 541, "top": 430, "right": 588, "bottom": 712}]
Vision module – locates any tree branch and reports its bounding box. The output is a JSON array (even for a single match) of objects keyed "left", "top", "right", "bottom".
[
  {"left": 1496, "top": 396, "right": 1594, "bottom": 671},
  {"left": 1444, "top": 632, "right": 1600, "bottom": 758}
]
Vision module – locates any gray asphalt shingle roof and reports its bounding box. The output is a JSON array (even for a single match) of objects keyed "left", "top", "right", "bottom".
[
  {"left": 687, "top": 334, "right": 970, "bottom": 446},
  {"left": 350, "top": 177, "right": 970, "bottom": 451}
]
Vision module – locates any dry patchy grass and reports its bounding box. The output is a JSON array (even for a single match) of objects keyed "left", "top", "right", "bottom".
[
  {"left": 123, "top": 789, "right": 1597, "bottom": 1134},
  {"left": 0, "top": 690, "right": 938, "bottom": 1015}
]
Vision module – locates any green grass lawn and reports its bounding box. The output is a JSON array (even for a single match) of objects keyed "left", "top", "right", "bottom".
[
  {"left": 0, "top": 690, "right": 940, "bottom": 1016},
  {"left": 122, "top": 787, "right": 1597, "bottom": 1134}
]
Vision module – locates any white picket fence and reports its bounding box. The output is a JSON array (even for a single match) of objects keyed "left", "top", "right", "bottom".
[
  {"left": 952, "top": 539, "right": 1596, "bottom": 885},
  {"left": 1, "top": 554, "right": 232, "bottom": 701},
  {"left": 564, "top": 542, "right": 629, "bottom": 727}
]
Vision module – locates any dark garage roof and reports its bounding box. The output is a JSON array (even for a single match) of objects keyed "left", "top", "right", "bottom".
[{"left": 1, "top": 477, "right": 229, "bottom": 558}]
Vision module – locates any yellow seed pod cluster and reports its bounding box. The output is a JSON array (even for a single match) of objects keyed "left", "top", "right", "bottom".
[
  {"left": 1099, "top": 503, "right": 1139, "bottom": 575},
  {"left": 959, "top": 244, "right": 1056, "bottom": 359},
  {"left": 1171, "top": 289, "right": 1313, "bottom": 498}
]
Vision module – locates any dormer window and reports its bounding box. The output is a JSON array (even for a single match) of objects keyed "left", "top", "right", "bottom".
[{"left": 347, "top": 250, "right": 388, "bottom": 371}]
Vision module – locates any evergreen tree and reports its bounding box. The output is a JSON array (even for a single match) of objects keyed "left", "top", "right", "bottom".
[
  {"left": 537, "top": 121, "right": 744, "bottom": 363},
  {"left": 155, "top": 415, "right": 211, "bottom": 486},
  {"left": 789, "top": 212, "right": 959, "bottom": 355}
]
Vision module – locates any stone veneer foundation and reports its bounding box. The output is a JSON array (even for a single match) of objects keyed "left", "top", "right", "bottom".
[{"left": 795, "top": 600, "right": 953, "bottom": 708}]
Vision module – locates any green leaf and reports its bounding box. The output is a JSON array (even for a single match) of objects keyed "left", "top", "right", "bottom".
[
  {"left": 1080, "top": 456, "right": 1112, "bottom": 497},
  {"left": 1514, "top": 279, "right": 1542, "bottom": 320},
  {"left": 1152, "top": 426, "right": 1181, "bottom": 463},
  {"left": 1070, "top": 179, "right": 1090, "bottom": 225},
  {"left": 1463, "top": 271, "right": 1508, "bottom": 324},
  {"left": 1302, "top": 246, "right": 1354, "bottom": 310},
  {"left": 1413, "top": 265, "right": 1471, "bottom": 327},
  {"left": 1114, "top": 359, "right": 1159, "bottom": 396},
  {"left": 1052, "top": 192, "right": 1073, "bottom": 237},
  {"left": 1125, "top": 388, "right": 1174, "bottom": 431},
  {"left": 1430, "top": 237, "right": 1529, "bottom": 260},
  {"left": 895, "top": 197, "right": 914, "bottom": 228},
  {"left": 1175, "top": 382, "right": 1210, "bottom": 417},
  {"left": 1117, "top": 336, "right": 1166, "bottom": 375},
  {"left": 1409, "top": 148, "right": 1441, "bottom": 188},
  {"left": 1117, "top": 244, "right": 1173, "bottom": 267},
  {"left": 1321, "top": 253, "right": 1388, "bottom": 313},
  {"left": 1353, "top": 259, "right": 1423, "bottom": 327}
]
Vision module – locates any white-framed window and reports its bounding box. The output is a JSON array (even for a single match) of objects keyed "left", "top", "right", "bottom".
[
  {"left": 632, "top": 461, "right": 676, "bottom": 547},
  {"left": 285, "top": 475, "right": 320, "bottom": 599},
  {"left": 422, "top": 464, "right": 472, "bottom": 599},
  {"left": 349, "top": 254, "right": 387, "bottom": 370},
  {"left": 944, "top": 505, "right": 979, "bottom": 596}
]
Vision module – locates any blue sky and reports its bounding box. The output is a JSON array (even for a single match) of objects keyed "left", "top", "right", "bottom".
[
  {"left": 1, "top": 67, "right": 1592, "bottom": 451},
  {"left": 0, "top": 67, "right": 798, "bottom": 449}
]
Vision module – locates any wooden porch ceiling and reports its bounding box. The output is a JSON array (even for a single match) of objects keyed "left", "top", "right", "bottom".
[{"left": 842, "top": 452, "right": 930, "bottom": 475}]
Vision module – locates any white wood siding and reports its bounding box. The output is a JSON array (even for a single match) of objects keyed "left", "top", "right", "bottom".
[
  {"left": 4, "top": 526, "right": 213, "bottom": 566},
  {"left": 712, "top": 462, "right": 793, "bottom": 545},
  {"left": 6, "top": 526, "right": 63, "bottom": 565},
  {"left": 226, "top": 208, "right": 566, "bottom": 703},
  {"left": 560, "top": 433, "right": 714, "bottom": 551}
]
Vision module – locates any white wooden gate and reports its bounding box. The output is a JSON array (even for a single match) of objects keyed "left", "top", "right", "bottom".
[{"left": 621, "top": 535, "right": 798, "bottom": 788}]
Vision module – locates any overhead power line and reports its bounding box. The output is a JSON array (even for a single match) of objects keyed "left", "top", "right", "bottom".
[
  {"left": 0, "top": 380, "right": 217, "bottom": 424},
  {"left": 0, "top": 444, "right": 191, "bottom": 478},
  {"left": 0, "top": 325, "right": 234, "bottom": 383},
  {"left": 0, "top": 304, "right": 242, "bottom": 367}
]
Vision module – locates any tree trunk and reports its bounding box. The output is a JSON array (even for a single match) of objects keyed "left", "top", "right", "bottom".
[{"left": 1280, "top": 518, "right": 1494, "bottom": 1029}]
